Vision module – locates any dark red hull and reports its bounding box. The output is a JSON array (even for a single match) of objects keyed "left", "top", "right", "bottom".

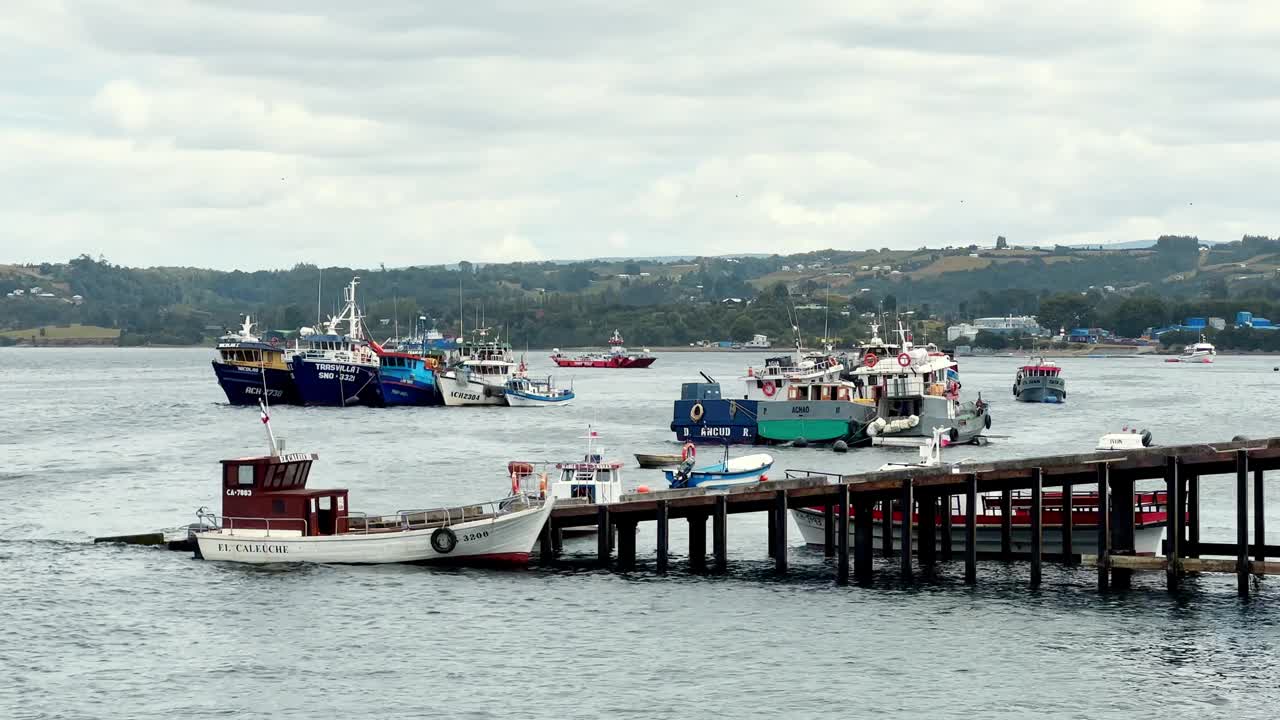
[{"left": 551, "top": 354, "right": 656, "bottom": 368}]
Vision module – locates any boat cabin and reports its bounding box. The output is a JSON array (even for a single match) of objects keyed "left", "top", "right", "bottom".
[
  {"left": 552, "top": 457, "right": 623, "bottom": 504},
  {"left": 216, "top": 341, "right": 290, "bottom": 370},
  {"left": 219, "top": 452, "right": 349, "bottom": 536},
  {"left": 787, "top": 382, "right": 855, "bottom": 402},
  {"left": 380, "top": 351, "right": 438, "bottom": 372},
  {"left": 1016, "top": 363, "right": 1061, "bottom": 380}
]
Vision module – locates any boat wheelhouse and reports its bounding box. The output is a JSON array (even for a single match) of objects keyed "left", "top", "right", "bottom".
[
  {"left": 508, "top": 429, "right": 622, "bottom": 534},
  {"left": 211, "top": 316, "right": 301, "bottom": 405},
  {"left": 378, "top": 351, "right": 442, "bottom": 406},
  {"left": 1013, "top": 357, "right": 1066, "bottom": 403},
  {"left": 505, "top": 374, "right": 575, "bottom": 407}
]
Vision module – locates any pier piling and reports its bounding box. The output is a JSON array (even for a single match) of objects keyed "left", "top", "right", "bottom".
[
  {"left": 1187, "top": 473, "right": 1200, "bottom": 558},
  {"left": 940, "top": 494, "right": 953, "bottom": 562},
  {"left": 656, "top": 500, "right": 669, "bottom": 574},
  {"left": 918, "top": 492, "right": 936, "bottom": 567},
  {"left": 899, "top": 480, "right": 914, "bottom": 580},
  {"left": 597, "top": 506, "right": 611, "bottom": 566},
  {"left": 773, "top": 490, "right": 788, "bottom": 574},
  {"left": 1255, "top": 468, "right": 1266, "bottom": 572},
  {"left": 713, "top": 495, "right": 728, "bottom": 572},
  {"left": 617, "top": 520, "right": 637, "bottom": 570},
  {"left": 1111, "top": 473, "right": 1135, "bottom": 589},
  {"left": 1000, "top": 489, "right": 1012, "bottom": 560},
  {"left": 689, "top": 513, "right": 707, "bottom": 572},
  {"left": 1030, "top": 468, "right": 1043, "bottom": 588},
  {"left": 965, "top": 474, "right": 977, "bottom": 585},
  {"left": 539, "top": 522, "right": 553, "bottom": 558},
  {"left": 1237, "top": 450, "right": 1250, "bottom": 597},
  {"left": 1166, "top": 457, "right": 1181, "bottom": 591},
  {"left": 1097, "top": 463, "right": 1111, "bottom": 591},
  {"left": 1061, "top": 478, "right": 1074, "bottom": 564},
  {"left": 880, "top": 498, "right": 893, "bottom": 557},
  {"left": 855, "top": 498, "right": 874, "bottom": 584},
  {"left": 767, "top": 507, "right": 777, "bottom": 559},
  {"left": 836, "top": 484, "right": 850, "bottom": 585}
]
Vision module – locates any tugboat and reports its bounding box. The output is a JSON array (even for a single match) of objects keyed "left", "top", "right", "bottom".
[
  {"left": 550, "top": 330, "right": 657, "bottom": 368},
  {"left": 1165, "top": 335, "right": 1216, "bottom": 364},
  {"left": 291, "top": 277, "right": 384, "bottom": 407},
  {"left": 438, "top": 328, "right": 518, "bottom": 406},
  {"left": 191, "top": 403, "right": 553, "bottom": 565},
  {"left": 211, "top": 316, "right": 301, "bottom": 405},
  {"left": 1013, "top": 356, "right": 1066, "bottom": 403}
]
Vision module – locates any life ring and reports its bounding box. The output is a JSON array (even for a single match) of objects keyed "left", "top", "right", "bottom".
[
  {"left": 681, "top": 442, "right": 696, "bottom": 461},
  {"left": 538, "top": 472, "right": 548, "bottom": 498},
  {"left": 897, "top": 352, "right": 911, "bottom": 367},
  {"left": 510, "top": 472, "right": 520, "bottom": 496},
  {"left": 690, "top": 402, "right": 704, "bottom": 423},
  {"left": 863, "top": 352, "right": 878, "bottom": 367},
  {"left": 761, "top": 380, "right": 776, "bottom": 397},
  {"left": 430, "top": 527, "right": 457, "bottom": 554}
]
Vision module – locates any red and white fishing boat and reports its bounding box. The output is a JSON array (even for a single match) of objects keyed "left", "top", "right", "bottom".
[
  {"left": 192, "top": 403, "right": 553, "bottom": 565},
  {"left": 791, "top": 429, "right": 1168, "bottom": 556},
  {"left": 550, "top": 330, "right": 656, "bottom": 368}
]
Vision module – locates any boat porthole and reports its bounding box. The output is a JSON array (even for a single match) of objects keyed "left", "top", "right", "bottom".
[{"left": 431, "top": 527, "right": 457, "bottom": 554}]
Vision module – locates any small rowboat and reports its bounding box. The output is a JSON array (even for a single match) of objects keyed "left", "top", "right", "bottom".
[
  {"left": 635, "top": 453, "right": 682, "bottom": 469},
  {"left": 664, "top": 449, "right": 774, "bottom": 489}
]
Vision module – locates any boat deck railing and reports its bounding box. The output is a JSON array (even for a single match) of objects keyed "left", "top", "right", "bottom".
[
  {"left": 343, "top": 496, "right": 541, "bottom": 534},
  {"left": 198, "top": 512, "right": 308, "bottom": 537}
]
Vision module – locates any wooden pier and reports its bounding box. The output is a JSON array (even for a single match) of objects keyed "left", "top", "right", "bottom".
[{"left": 544, "top": 436, "right": 1280, "bottom": 596}]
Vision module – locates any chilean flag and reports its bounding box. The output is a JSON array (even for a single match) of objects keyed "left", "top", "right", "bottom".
[{"left": 259, "top": 400, "right": 270, "bottom": 425}]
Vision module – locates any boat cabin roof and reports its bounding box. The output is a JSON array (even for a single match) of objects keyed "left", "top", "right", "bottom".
[{"left": 1018, "top": 364, "right": 1061, "bottom": 374}]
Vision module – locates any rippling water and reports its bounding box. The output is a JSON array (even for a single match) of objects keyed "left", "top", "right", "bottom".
[{"left": 3, "top": 348, "right": 1280, "bottom": 719}]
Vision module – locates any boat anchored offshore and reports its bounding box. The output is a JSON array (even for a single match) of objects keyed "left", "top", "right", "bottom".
[
  {"left": 192, "top": 404, "right": 552, "bottom": 565},
  {"left": 1013, "top": 356, "right": 1066, "bottom": 403},
  {"left": 1165, "top": 335, "right": 1216, "bottom": 364},
  {"left": 665, "top": 444, "right": 774, "bottom": 489},
  {"left": 1097, "top": 427, "right": 1153, "bottom": 450},
  {"left": 550, "top": 330, "right": 657, "bottom": 369},
  {"left": 291, "top": 277, "right": 384, "bottom": 407},
  {"left": 211, "top": 316, "right": 301, "bottom": 405}
]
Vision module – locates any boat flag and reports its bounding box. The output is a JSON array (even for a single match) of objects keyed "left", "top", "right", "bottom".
[{"left": 260, "top": 402, "right": 270, "bottom": 424}]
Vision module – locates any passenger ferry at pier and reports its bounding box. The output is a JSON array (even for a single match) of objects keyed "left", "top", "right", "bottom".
[
  {"left": 551, "top": 330, "right": 656, "bottom": 368},
  {"left": 290, "top": 277, "right": 384, "bottom": 407},
  {"left": 211, "top": 316, "right": 301, "bottom": 405}
]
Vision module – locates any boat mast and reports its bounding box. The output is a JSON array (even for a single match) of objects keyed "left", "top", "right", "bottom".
[{"left": 316, "top": 267, "right": 323, "bottom": 327}]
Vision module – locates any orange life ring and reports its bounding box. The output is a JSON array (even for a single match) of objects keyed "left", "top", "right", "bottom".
[
  {"left": 690, "top": 402, "right": 704, "bottom": 423},
  {"left": 538, "top": 472, "right": 548, "bottom": 499},
  {"left": 761, "top": 380, "right": 776, "bottom": 397},
  {"left": 863, "top": 352, "right": 878, "bottom": 367},
  {"left": 510, "top": 472, "right": 520, "bottom": 496},
  {"left": 681, "top": 442, "right": 696, "bottom": 461}
]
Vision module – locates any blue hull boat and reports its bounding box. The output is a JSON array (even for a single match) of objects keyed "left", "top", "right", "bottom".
[
  {"left": 379, "top": 353, "right": 442, "bottom": 406},
  {"left": 292, "top": 356, "right": 384, "bottom": 407},
  {"left": 213, "top": 362, "right": 301, "bottom": 406},
  {"left": 505, "top": 375, "right": 574, "bottom": 407},
  {"left": 670, "top": 379, "right": 759, "bottom": 444},
  {"left": 664, "top": 451, "right": 774, "bottom": 489}
]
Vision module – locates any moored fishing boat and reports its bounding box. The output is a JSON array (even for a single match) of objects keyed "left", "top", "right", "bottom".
[
  {"left": 211, "top": 316, "right": 301, "bottom": 405},
  {"left": 509, "top": 428, "right": 623, "bottom": 535},
  {"left": 193, "top": 406, "right": 552, "bottom": 565},
  {"left": 290, "top": 277, "right": 384, "bottom": 407},
  {"left": 551, "top": 330, "right": 656, "bottom": 368},
  {"left": 439, "top": 328, "right": 517, "bottom": 406},
  {"left": 1013, "top": 356, "right": 1066, "bottom": 403},
  {"left": 378, "top": 351, "right": 443, "bottom": 406},
  {"left": 504, "top": 374, "right": 574, "bottom": 407},
  {"left": 664, "top": 444, "right": 773, "bottom": 489}
]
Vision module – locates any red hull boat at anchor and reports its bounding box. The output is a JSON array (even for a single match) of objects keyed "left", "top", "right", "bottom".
[{"left": 551, "top": 330, "right": 657, "bottom": 369}]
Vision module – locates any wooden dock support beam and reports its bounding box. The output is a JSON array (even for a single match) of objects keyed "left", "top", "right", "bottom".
[
  {"left": 1110, "top": 472, "right": 1135, "bottom": 589},
  {"left": 1237, "top": 450, "right": 1250, "bottom": 598},
  {"left": 918, "top": 492, "right": 936, "bottom": 567},
  {"left": 1187, "top": 473, "right": 1200, "bottom": 558},
  {"left": 1097, "top": 463, "right": 1111, "bottom": 591},
  {"left": 539, "top": 521, "right": 554, "bottom": 558},
  {"left": 940, "top": 494, "right": 953, "bottom": 562},
  {"left": 617, "top": 520, "right": 637, "bottom": 570},
  {"left": 855, "top": 497, "right": 874, "bottom": 585},
  {"left": 1165, "top": 457, "right": 1181, "bottom": 591},
  {"left": 656, "top": 500, "right": 669, "bottom": 574},
  {"left": 713, "top": 495, "right": 728, "bottom": 573},
  {"left": 773, "top": 490, "right": 788, "bottom": 573},
  {"left": 899, "top": 480, "right": 913, "bottom": 580},
  {"left": 1030, "top": 468, "right": 1043, "bottom": 588},
  {"left": 552, "top": 527, "right": 563, "bottom": 554},
  {"left": 1255, "top": 468, "right": 1266, "bottom": 571},
  {"left": 596, "top": 505, "right": 611, "bottom": 566},
  {"left": 965, "top": 474, "right": 977, "bottom": 585},
  {"left": 1062, "top": 478, "right": 1074, "bottom": 565},
  {"left": 880, "top": 498, "right": 894, "bottom": 557},
  {"left": 823, "top": 503, "right": 835, "bottom": 558},
  {"left": 836, "top": 484, "right": 850, "bottom": 585},
  {"left": 1000, "top": 488, "right": 1012, "bottom": 560},
  {"left": 688, "top": 513, "right": 707, "bottom": 572},
  {"left": 767, "top": 506, "right": 777, "bottom": 558}
]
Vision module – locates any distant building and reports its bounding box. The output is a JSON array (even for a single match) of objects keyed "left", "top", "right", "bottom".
[
  {"left": 12, "top": 289, "right": 23, "bottom": 296},
  {"left": 947, "top": 316, "right": 1044, "bottom": 342},
  {"left": 781, "top": 265, "right": 792, "bottom": 271},
  {"left": 71, "top": 294, "right": 84, "bottom": 305}
]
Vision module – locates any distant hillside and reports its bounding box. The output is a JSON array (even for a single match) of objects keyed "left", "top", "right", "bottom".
[{"left": 3, "top": 234, "right": 1280, "bottom": 346}]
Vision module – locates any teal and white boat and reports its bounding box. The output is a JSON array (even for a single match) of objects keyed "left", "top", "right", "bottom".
[
  {"left": 664, "top": 447, "right": 773, "bottom": 489},
  {"left": 504, "top": 375, "right": 575, "bottom": 407}
]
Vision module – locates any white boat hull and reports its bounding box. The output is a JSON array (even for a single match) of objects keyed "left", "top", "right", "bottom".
[
  {"left": 195, "top": 501, "right": 552, "bottom": 565},
  {"left": 505, "top": 392, "right": 574, "bottom": 407},
  {"left": 790, "top": 508, "right": 1165, "bottom": 556},
  {"left": 440, "top": 373, "right": 507, "bottom": 406}
]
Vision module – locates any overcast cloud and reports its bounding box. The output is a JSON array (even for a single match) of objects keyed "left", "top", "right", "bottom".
[{"left": 3, "top": 1, "right": 1279, "bottom": 270}]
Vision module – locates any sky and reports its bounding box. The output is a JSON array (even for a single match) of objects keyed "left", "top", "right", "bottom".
[{"left": 3, "top": 1, "right": 1280, "bottom": 271}]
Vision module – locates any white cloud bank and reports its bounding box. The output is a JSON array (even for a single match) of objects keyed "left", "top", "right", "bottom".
[{"left": 2, "top": 0, "right": 1279, "bottom": 269}]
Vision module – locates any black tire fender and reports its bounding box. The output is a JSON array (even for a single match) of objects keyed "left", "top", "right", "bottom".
[{"left": 431, "top": 527, "right": 457, "bottom": 554}]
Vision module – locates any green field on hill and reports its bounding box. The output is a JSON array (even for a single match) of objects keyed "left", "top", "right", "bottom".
[{"left": 0, "top": 324, "right": 121, "bottom": 340}]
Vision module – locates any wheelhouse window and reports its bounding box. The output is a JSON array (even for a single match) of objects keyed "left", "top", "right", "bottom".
[{"left": 238, "top": 465, "right": 254, "bottom": 486}]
